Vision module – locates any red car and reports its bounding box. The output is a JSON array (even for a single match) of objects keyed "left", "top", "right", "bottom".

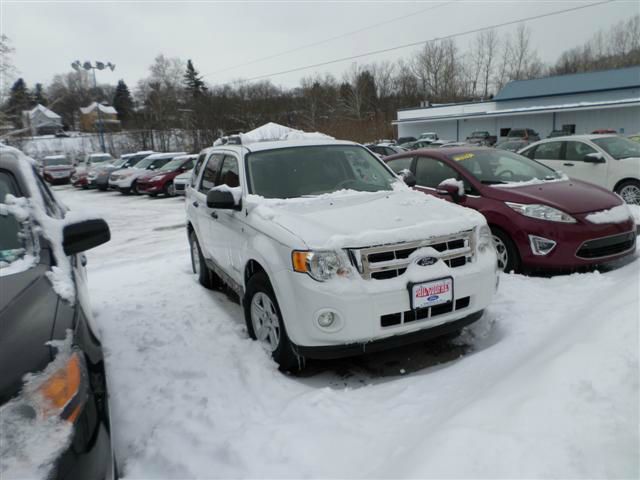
[
  {"left": 136, "top": 154, "right": 197, "bottom": 197},
  {"left": 41, "top": 155, "right": 75, "bottom": 184},
  {"left": 385, "top": 147, "right": 636, "bottom": 273}
]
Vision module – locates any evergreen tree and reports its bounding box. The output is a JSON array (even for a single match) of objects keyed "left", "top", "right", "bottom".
[
  {"left": 183, "top": 60, "right": 207, "bottom": 97},
  {"left": 4, "top": 78, "right": 33, "bottom": 127},
  {"left": 33, "top": 83, "right": 48, "bottom": 106},
  {"left": 112, "top": 79, "right": 135, "bottom": 126}
]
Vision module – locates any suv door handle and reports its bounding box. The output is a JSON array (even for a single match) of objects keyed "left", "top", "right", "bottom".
[
  {"left": 192, "top": 201, "right": 199, "bottom": 208},
  {"left": 563, "top": 163, "right": 575, "bottom": 167},
  {"left": 210, "top": 211, "right": 218, "bottom": 219}
]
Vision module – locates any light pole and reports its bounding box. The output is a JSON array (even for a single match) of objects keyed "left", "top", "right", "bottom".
[{"left": 71, "top": 60, "right": 115, "bottom": 153}]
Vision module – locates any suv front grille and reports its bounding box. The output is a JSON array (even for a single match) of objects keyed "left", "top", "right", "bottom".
[
  {"left": 349, "top": 230, "right": 474, "bottom": 280},
  {"left": 576, "top": 231, "right": 635, "bottom": 259},
  {"left": 381, "top": 296, "right": 471, "bottom": 327}
]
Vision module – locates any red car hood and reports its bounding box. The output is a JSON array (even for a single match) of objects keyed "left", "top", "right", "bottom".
[{"left": 482, "top": 179, "right": 622, "bottom": 215}]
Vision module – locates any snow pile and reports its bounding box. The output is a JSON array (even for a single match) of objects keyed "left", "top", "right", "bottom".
[
  {"left": 239, "top": 122, "right": 333, "bottom": 144},
  {"left": 439, "top": 177, "right": 465, "bottom": 195},
  {"left": 586, "top": 204, "right": 633, "bottom": 224},
  {"left": 0, "top": 332, "right": 76, "bottom": 480}
]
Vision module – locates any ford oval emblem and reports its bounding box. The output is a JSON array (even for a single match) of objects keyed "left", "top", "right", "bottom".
[
  {"left": 427, "top": 295, "right": 439, "bottom": 302},
  {"left": 416, "top": 256, "right": 438, "bottom": 267}
]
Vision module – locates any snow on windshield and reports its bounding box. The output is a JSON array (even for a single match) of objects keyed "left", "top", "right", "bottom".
[
  {"left": 0, "top": 195, "right": 39, "bottom": 276},
  {"left": 0, "top": 331, "right": 76, "bottom": 480}
]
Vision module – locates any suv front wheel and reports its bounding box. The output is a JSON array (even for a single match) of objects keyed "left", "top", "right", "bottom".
[
  {"left": 244, "top": 272, "right": 299, "bottom": 371},
  {"left": 189, "top": 232, "right": 218, "bottom": 289}
]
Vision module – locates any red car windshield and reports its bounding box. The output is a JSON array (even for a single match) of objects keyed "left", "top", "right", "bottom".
[{"left": 449, "top": 150, "right": 560, "bottom": 185}]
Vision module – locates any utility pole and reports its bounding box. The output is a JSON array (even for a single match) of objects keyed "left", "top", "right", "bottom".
[{"left": 71, "top": 60, "right": 115, "bottom": 153}]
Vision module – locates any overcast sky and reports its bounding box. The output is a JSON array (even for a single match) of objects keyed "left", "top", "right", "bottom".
[{"left": 2, "top": 0, "right": 637, "bottom": 91}]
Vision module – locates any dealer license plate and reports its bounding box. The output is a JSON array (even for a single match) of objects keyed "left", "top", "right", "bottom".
[{"left": 409, "top": 277, "right": 453, "bottom": 310}]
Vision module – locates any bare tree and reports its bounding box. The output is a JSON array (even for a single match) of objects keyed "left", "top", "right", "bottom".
[{"left": 411, "top": 38, "right": 461, "bottom": 103}]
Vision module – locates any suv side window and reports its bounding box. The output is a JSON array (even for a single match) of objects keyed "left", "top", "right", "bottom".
[
  {"left": 533, "top": 142, "right": 562, "bottom": 160},
  {"left": 565, "top": 141, "right": 598, "bottom": 161},
  {"left": 415, "top": 157, "right": 462, "bottom": 189},
  {"left": 191, "top": 153, "right": 207, "bottom": 187},
  {"left": 218, "top": 155, "right": 240, "bottom": 187},
  {"left": 386, "top": 157, "right": 413, "bottom": 174},
  {"left": 199, "top": 153, "right": 223, "bottom": 194}
]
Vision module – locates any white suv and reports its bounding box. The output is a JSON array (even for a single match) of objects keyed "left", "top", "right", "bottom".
[
  {"left": 520, "top": 135, "right": 640, "bottom": 204},
  {"left": 186, "top": 136, "right": 498, "bottom": 370}
]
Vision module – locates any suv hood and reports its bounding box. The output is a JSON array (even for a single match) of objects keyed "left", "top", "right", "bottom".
[
  {"left": 249, "top": 189, "right": 484, "bottom": 249},
  {"left": 484, "top": 179, "right": 622, "bottom": 214}
]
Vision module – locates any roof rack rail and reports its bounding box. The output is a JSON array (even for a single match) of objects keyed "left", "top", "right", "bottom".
[{"left": 213, "top": 134, "right": 242, "bottom": 146}]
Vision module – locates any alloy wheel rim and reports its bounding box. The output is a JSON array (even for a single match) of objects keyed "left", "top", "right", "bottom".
[
  {"left": 191, "top": 239, "right": 200, "bottom": 275},
  {"left": 620, "top": 185, "right": 640, "bottom": 205},
  {"left": 250, "top": 292, "right": 280, "bottom": 352},
  {"left": 493, "top": 235, "right": 509, "bottom": 271}
]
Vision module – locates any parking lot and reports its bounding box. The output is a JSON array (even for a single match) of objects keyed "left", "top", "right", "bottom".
[{"left": 52, "top": 185, "right": 639, "bottom": 478}]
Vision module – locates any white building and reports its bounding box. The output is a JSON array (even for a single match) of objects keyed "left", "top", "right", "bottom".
[
  {"left": 22, "top": 104, "right": 64, "bottom": 136},
  {"left": 394, "top": 66, "right": 640, "bottom": 141}
]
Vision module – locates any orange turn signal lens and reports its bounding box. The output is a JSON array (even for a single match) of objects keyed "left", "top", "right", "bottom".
[
  {"left": 38, "top": 352, "right": 84, "bottom": 421},
  {"left": 292, "top": 251, "right": 310, "bottom": 273}
]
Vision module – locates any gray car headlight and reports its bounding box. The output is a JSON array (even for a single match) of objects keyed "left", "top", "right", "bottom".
[
  {"left": 292, "top": 250, "right": 352, "bottom": 281},
  {"left": 505, "top": 202, "right": 576, "bottom": 223}
]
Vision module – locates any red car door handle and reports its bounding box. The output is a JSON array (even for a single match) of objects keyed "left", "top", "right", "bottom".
[{"left": 563, "top": 163, "right": 574, "bottom": 167}]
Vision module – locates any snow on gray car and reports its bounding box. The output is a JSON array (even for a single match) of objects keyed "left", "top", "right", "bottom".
[{"left": 186, "top": 124, "right": 499, "bottom": 370}]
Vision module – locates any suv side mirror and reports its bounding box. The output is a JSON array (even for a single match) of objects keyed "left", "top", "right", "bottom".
[
  {"left": 584, "top": 152, "right": 605, "bottom": 163},
  {"left": 63, "top": 219, "right": 111, "bottom": 256},
  {"left": 398, "top": 169, "right": 416, "bottom": 187},
  {"left": 207, "top": 189, "right": 241, "bottom": 210},
  {"left": 436, "top": 180, "right": 464, "bottom": 203}
]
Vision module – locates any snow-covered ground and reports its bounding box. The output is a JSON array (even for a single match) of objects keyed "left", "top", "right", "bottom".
[{"left": 54, "top": 185, "right": 639, "bottom": 479}]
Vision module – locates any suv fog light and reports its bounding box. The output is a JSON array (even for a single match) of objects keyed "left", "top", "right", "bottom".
[
  {"left": 314, "top": 309, "right": 344, "bottom": 332},
  {"left": 529, "top": 235, "right": 556, "bottom": 256},
  {"left": 318, "top": 311, "right": 336, "bottom": 327}
]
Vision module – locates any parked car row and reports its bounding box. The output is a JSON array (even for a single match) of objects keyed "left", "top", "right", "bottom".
[{"left": 66, "top": 150, "right": 196, "bottom": 198}]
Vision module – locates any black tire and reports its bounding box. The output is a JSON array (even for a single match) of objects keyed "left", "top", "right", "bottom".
[
  {"left": 615, "top": 179, "right": 640, "bottom": 205},
  {"left": 189, "top": 231, "right": 217, "bottom": 289},
  {"left": 149, "top": 192, "right": 158, "bottom": 198},
  {"left": 119, "top": 187, "right": 131, "bottom": 195},
  {"left": 131, "top": 181, "right": 140, "bottom": 195},
  {"left": 164, "top": 181, "right": 175, "bottom": 197},
  {"left": 244, "top": 271, "right": 299, "bottom": 372},
  {"left": 491, "top": 227, "right": 521, "bottom": 273}
]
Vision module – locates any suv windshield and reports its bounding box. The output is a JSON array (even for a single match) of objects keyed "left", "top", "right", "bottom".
[
  {"left": 592, "top": 136, "right": 640, "bottom": 160},
  {"left": 247, "top": 145, "right": 397, "bottom": 198},
  {"left": 44, "top": 157, "right": 70, "bottom": 166},
  {"left": 450, "top": 150, "right": 560, "bottom": 184}
]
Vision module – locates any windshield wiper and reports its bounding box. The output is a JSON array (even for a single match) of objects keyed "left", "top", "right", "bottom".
[{"left": 480, "top": 180, "right": 506, "bottom": 185}]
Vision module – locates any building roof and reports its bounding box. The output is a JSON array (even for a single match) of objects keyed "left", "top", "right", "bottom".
[
  {"left": 80, "top": 102, "right": 118, "bottom": 115},
  {"left": 493, "top": 66, "right": 640, "bottom": 102},
  {"left": 30, "top": 104, "right": 62, "bottom": 120},
  {"left": 393, "top": 97, "right": 640, "bottom": 125}
]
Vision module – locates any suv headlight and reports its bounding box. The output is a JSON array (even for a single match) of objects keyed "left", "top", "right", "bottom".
[
  {"left": 477, "top": 225, "right": 494, "bottom": 253},
  {"left": 292, "top": 250, "right": 352, "bottom": 281},
  {"left": 505, "top": 202, "right": 576, "bottom": 223}
]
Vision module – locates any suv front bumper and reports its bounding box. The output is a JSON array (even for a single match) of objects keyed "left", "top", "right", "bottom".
[{"left": 271, "top": 248, "right": 497, "bottom": 353}]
